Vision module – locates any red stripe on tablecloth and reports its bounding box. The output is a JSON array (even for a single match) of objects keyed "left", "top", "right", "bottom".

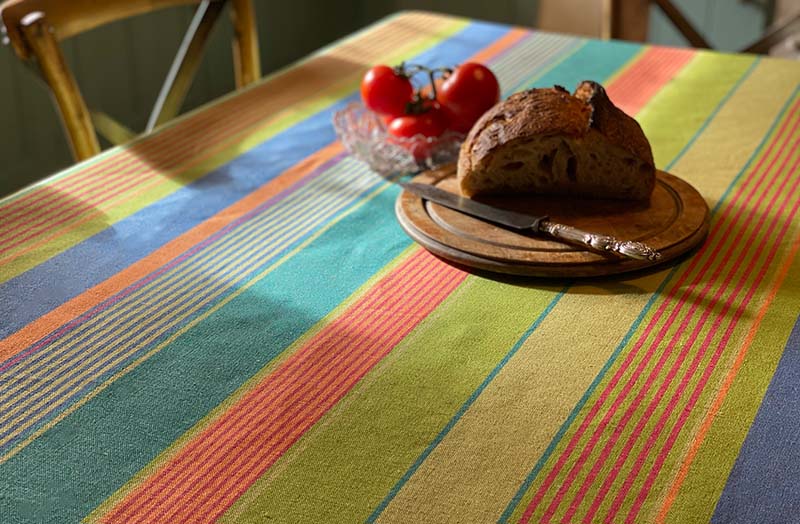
[
  {"left": 606, "top": 47, "right": 695, "bottom": 116},
  {"left": 125, "top": 257, "right": 442, "bottom": 524},
  {"left": 655, "top": 228, "right": 800, "bottom": 524},
  {"left": 101, "top": 250, "right": 467, "bottom": 523},
  {"left": 519, "top": 95, "right": 800, "bottom": 524}
]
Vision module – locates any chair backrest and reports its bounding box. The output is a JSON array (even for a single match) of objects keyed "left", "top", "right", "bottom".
[{"left": 1, "top": 0, "right": 260, "bottom": 161}]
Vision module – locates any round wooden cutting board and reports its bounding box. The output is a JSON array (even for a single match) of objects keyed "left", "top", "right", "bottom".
[{"left": 395, "top": 164, "right": 710, "bottom": 277}]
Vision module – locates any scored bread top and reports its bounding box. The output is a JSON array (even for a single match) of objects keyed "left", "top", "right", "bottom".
[
  {"left": 573, "top": 80, "right": 654, "bottom": 166},
  {"left": 459, "top": 81, "right": 654, "bottom": 176}
]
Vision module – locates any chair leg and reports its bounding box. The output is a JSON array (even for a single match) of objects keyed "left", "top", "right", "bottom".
[
  {"left": 19, "top": 12, "right": 100, "bottom": 162},
  {"left": 608, "top": 0, "right": 650, "bottom": 42},
  {"left": 146, "top": 0, "right": 226, "bottom": 132},
  {"left": 230, "top": 0, "right": 261, "bottom": 88},
  {"left": 91, "top": 111, "right": 136, "bottom": 145},
  {"left": 652, "top": 0, "right": 711, "bottom": 48}
]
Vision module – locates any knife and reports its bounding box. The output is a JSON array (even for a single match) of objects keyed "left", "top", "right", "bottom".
[{"left": 400, "top": 182, "right": 661, "bottom": 261}]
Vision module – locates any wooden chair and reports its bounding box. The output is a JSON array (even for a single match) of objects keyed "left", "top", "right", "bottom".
[
  {"left": 607, "top": 0, "right": 800, "bottom": 53},
  {"left": 0, "top": 0, "right": 261, "bottom": 161},
  {"left": 540, "top": 0, "right": 799, "bottom": 55}
]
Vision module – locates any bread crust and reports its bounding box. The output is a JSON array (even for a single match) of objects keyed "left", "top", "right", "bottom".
[{"left": 457, "top": 81, "right": 655, "bottom": 200}]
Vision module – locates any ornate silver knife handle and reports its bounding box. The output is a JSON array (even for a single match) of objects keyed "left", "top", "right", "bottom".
[{"left": 538, "top": 220, "right": 662, "bottom": 261}]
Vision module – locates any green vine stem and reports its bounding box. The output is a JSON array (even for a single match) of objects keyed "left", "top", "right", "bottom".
[{"left": 394, "top": 62, "right": 454, "bottom": 104}]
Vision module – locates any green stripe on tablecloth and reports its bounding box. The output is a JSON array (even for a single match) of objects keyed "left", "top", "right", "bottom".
[
  {"left": 638, "top": 51, "right": 758, "bottom": 168},
  {"left": 219, "top": 276, "right": 563, "bottom": 524}
]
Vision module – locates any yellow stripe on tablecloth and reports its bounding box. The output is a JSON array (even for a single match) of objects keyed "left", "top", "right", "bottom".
[
  {"left": 667, "top": 57, "right": 800, "bottom": 204},
  {"left": 375, "top": 278, "right": 664, "bottom": 524}
]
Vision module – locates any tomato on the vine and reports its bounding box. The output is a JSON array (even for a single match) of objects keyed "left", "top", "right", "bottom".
[
  {"left": 387, "top": 105, "right": 448, "bottom": 160},
  {"left": 387, "top": 108, "right": 448, "bottom": 138},
  {"left": 438, "top": 62, "right": 500, "bottom": 133},
  {"left": 360, "top": 65, "right": 414, "bottom": 117},
  {"left": 359, "top": 61, "right": 500, "bottom": 161}
]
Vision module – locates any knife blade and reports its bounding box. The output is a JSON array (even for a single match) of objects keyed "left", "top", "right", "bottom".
[{"left": 400, "top": 182, "right": 661, "bottom": 262}]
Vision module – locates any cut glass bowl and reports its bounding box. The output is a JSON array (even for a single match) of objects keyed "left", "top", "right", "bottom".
[{"left": 333, "top": 102, "right": 465, "bottom": 174}]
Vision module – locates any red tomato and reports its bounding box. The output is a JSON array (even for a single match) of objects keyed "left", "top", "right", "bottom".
[
  {"left": 387, "top": 106, "right": 448, "bottom": 160},
  {"left": 438, "top": 62, "right": 500, "bottom": 133},
  {"left": 360, "top": 65, "right": 414, "bottom": 117},
  {"left": 387, "top": 107, "right": 447, "bottom": 138}
]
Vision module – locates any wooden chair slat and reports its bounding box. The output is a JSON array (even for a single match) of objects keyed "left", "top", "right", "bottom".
[{"left": 0, "top": 0, "right": 260, "bottom": 162}]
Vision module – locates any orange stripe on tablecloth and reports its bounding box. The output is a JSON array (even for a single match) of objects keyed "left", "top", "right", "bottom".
[
  {"left": 606, "top": 47, "right": 696, "bottom": 116},
  {"left": 655, "top": 232, "right": 800, "bottom": 524},
  {"left": 100, "top": 250, "right": 467, "bottom": 523},
  {"left": 467, "top": 26, "right": 529, "bottom": 63},
  {"left": 0, "top": 142, "right": 345, "bottom": 361}
]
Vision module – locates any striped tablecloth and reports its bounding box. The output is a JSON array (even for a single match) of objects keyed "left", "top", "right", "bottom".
[{"left": 1, "top": 11, "right": 799, "bottom": 524}]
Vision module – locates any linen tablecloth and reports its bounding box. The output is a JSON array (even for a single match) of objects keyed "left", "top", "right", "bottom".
[{"left": 1, "top": 11, "right": 799, "bottom": 524}]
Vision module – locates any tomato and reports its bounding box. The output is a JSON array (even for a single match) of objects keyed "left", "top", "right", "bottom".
[
  {"left": 387, "top": 107, "right": 447, "bottom": 138},
  {"left": 387, "top": 106, "right": 448, "bottom": 160},
  {"left": 360, "top": 65, "right": 414, "bottom": 117},
  {"left": 438, "top": 62, "right": 500, "bottom": 133}
]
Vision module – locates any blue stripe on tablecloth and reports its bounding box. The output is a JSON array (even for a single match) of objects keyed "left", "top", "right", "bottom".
[
  {"left": 0, "top": 161, "right": 380, "bottom": 456},
  {"left": 0, "top": 20, "right": 510, "bottom": 341},
  {"left": 711, "top": 314, "right": 800, "bottom": 524}
]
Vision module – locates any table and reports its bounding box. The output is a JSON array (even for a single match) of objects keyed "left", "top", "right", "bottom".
[{"left": 1, "top": 11, "right": 799, "bottom": 524}]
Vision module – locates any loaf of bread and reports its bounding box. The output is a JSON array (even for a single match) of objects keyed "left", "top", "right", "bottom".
[{"left": 457, "top": 81, "right": 655, "bottom": 200}]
